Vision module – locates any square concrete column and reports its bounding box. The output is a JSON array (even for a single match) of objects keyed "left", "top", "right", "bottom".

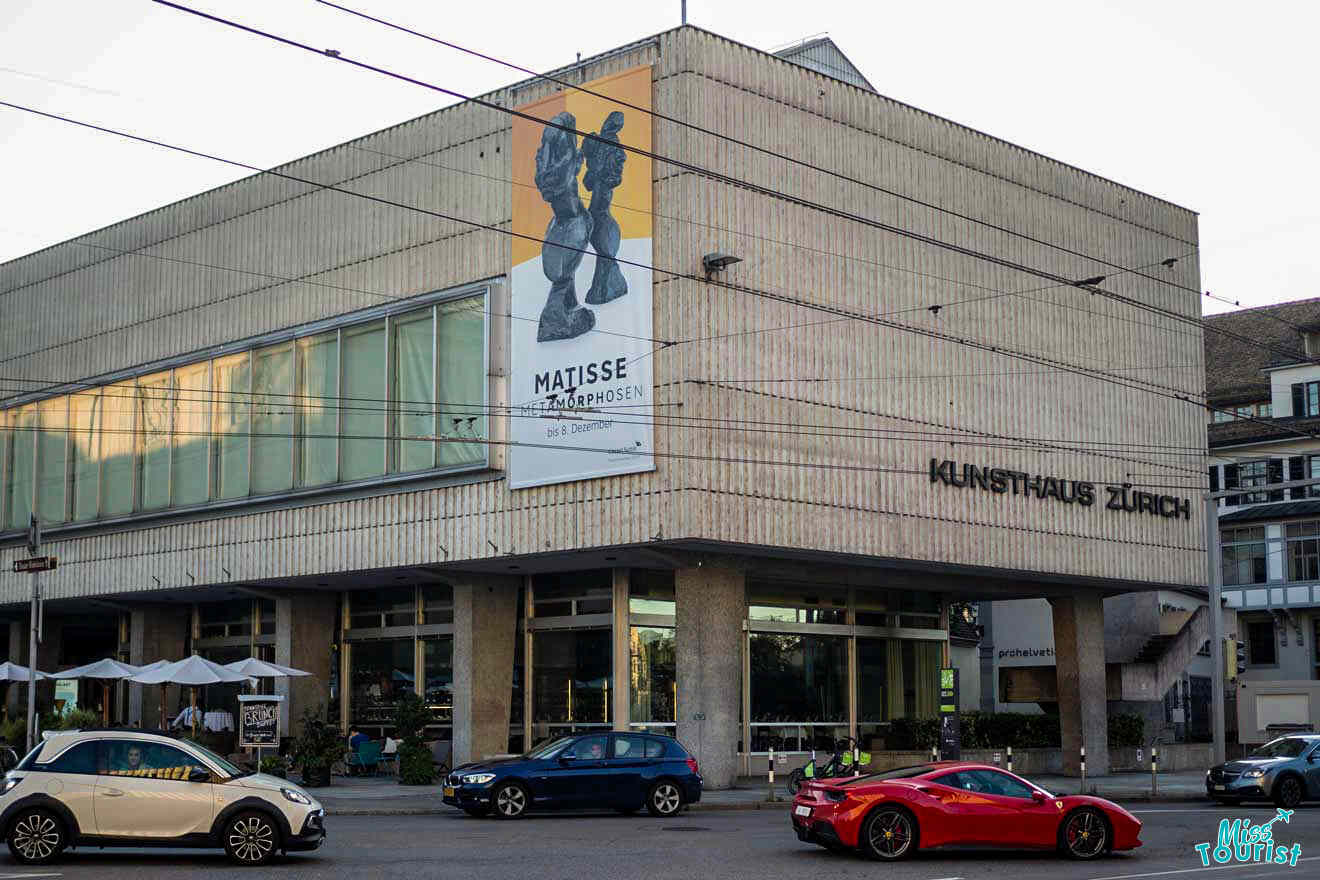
[
  {"left": 452, "top": 576, "right": 520, "bottom": 766},
  {"left": 276, "top": 593, "right": 336, "bottom": 737},
  {"left": 129, "top": 606, "right": 189, "bottom": 728},
  {"left": 675, "top": 566, "right": 744, "bottom": 790},
  {"left": 1051, "top": 594, "right": 1109, "bottom": 777}
]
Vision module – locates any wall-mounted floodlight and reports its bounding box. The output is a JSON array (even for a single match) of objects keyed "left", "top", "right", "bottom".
[{"left": 703, "top": 252, "right": 742, "bottom": 281}]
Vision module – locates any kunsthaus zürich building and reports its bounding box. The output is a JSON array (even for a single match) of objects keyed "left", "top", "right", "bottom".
[{"left": 0, "top": 26, "right": 1204, "bottom": 787}]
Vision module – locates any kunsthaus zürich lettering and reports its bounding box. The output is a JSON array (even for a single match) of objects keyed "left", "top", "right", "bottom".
[{"left": 929, "top": 458, "right": 1191, "bottom": 520}]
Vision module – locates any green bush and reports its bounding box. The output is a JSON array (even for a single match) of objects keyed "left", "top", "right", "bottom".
[
  {"left": 1107, "top": 712, "right": 1145, "bottom": 748},
  {"left": 40, "top": 708, "right": 101, "bottom": 732},
  {"left": 0, "top": 717, "right": 25, "bottom": 748},
  {"left": 291, "top": 705, "right": 342, "bottom": 787},
  {"left": 394, "top": 691, "right": 433, "bottom": 786},
  {"left": 884, "top": 712, "right": 1063, "bottom": 750}
]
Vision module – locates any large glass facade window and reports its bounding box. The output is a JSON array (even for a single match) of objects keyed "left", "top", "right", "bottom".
[
  {"left": 136, "top": 371, "right": 172, "bottom": 511},
  {"left": 856, "top": 638, "right": 942, "bottom": 726},
  {"left": 341, "top": 320, "right": 386, "bottom": 481},
  {"left": 422, "top": 585, "right": 453, "bottom": 625},
  {"left": 533, "top": 629, "right": 611, "bottom": 732},
  {"left": 213, "top": 353, "right": 251, "bottom": 500},
  {"left": 351, "top": 639, "right": 415, "bottom": 731},
  {"left": 392, "top": 310, "right": 434, "bottom": 474},
  {"left": 423, "top": 637, "right": 453, "bottom": 726},
  {"left": 749, "top": 633, "right": 847, "bottom": 751},
  {"left": 171, "top": 361, "right": 210, "bottom": 506},
  {"left": 0, "top": 291, "right": 488, "bottom": 533},
  {"left": 251, "top": 343, "right": 294, "bottom": 495},
  {"left": 629, "top": 626, "right": 675, "bottom": 725},
  {"left": 99, "top": 383, "right": 135, "bottom": 516},
  {"left": 350, "top": 587, "right": 416, "bottom": 630},
  {"left": 748, "top": 583, "right": 847, "bottom": 624},
  {"left": 436, "top": 295, "right": 486, "bottom": 466},
  {"left": 35, "top": 396, "right": 67, "bottom": 523},
  {"left": 296, "top": 332, "right": 338, "bottom": 488}
]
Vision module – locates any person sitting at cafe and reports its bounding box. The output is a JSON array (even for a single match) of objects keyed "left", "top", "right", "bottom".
[{"left": 348, "top": 729, "right": 369, "bottom": 752}]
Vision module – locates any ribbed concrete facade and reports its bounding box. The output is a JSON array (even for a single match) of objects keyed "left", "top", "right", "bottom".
[{"left": 0, "top": 27, "right": 1203, "bottom": 603}]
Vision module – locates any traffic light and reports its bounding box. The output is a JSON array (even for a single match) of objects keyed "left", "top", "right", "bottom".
[{"left": 1225, "top": 638, "right": 1247, "bottom": 680}]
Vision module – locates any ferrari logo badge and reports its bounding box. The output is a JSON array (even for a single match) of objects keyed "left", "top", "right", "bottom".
[{"left": 1056, "top": 801, "right": 1064, "bottom": 810}]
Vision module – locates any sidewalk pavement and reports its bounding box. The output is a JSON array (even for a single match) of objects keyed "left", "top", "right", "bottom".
[{"left": 304, "top": 770, "right": 1216, "bottom": 817}]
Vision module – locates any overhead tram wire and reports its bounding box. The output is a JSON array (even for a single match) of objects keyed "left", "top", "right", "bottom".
[
  {"left": 0, "top": 100, "right": 1208, "bottom": 413},
  {"left": 0, "top": 378, "right": 1213, "bottom": 459},
  {"left": 151, "top": 1, "right": 1320, "bottom": 381},
  {"left": 313, "top": 0, "right": 1205, "bottom": 300},
  {"left": 0, "top": 422, "right": 1210, "bottom": 492}
]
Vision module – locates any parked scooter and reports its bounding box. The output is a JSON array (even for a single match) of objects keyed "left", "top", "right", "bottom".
[{"left": 785, "top": 737, "right": 867, "bottom": 795}]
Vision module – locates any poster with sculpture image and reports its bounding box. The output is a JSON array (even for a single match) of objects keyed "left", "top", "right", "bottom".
[{"left": 509, "top": 65, "right": 654, "bottom": 489}]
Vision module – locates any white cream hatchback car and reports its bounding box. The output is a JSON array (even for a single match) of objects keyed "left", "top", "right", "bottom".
[{"left": 0, "top": 730, "right": 324, "bottom": 866}]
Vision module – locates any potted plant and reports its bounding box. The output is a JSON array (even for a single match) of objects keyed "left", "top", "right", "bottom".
[
  {"left": 394, "top": 691, "right": 433, "bottom": 786},
  {"left": 291, "top": 705, "right": 342, "bottom": 788},
  {"left": 260, "top": 754, "right": 288, "bottom": 779}
]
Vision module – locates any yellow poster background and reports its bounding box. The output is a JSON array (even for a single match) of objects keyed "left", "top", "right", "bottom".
[{"left": 511, "top": 66, "right": 653, "bottom": 268}]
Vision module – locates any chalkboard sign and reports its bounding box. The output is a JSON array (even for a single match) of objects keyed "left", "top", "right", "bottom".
[
  {"left": 238, "top": 695, "right": 284, "bottom": 749},
  {"left": 938, "top": 668, "right": 961, "bottom": 760}
]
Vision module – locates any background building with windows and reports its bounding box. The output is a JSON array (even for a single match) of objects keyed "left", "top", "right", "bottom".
[
  {"left": 0, "top": 27, "right": 1205, "bottom": 786},
  {"left": 1204, "top": 298, "right": 1320, "bottom": 741}
]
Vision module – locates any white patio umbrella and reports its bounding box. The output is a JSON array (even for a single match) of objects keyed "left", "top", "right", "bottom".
[
  {"left": 0, "top": 663, "right": 47, "bottom": 723},
  {"left": 223, "top": 658, "right": 311, "bottom": 681},
  {"left": 130, "top": 656, "right": 249, "bottom": 737},
  {"left": 57, "top": 658, "right": 143, "bottom": 725}
]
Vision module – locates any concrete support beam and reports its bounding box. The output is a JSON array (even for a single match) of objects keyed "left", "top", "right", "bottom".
[
  {"left": 275, "top": 593, "right": 336, "bottom": 737},
  {"left": 675, "top": 565, "right": 743, "bottom": 790},
  {"left": 452, "top": 576, "right": 519, "bottom": 766},
  {"left": 128, "top": 606, "right": 189, "bottom": 728},
  {"left": 1051, "top": 594, "right": 1109, "bottom": 777}
]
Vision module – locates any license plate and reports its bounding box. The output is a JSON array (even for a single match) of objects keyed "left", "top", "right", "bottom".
[
  {"left": 1214, "top": 784, "right": 1225, "bottom": 791},
  {"left": 794, "top": 805, "right": 812, "bottom": 817},
  {"left": 443, "top": 786, "right": 455, "bottom": 797}
]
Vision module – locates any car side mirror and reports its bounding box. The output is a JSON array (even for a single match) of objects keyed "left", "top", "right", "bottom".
[
  {"left": 558, "top": 753, "right": 577, "bottom": 764},
  {"left": 1031, "top": 790, "right": 1047, "bottom": 803},
  {"left": 188, "top": 767, "right": 211, "bottom": 783}
]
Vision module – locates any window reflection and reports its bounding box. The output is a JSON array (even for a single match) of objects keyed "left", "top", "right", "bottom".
[{"left": 629, "top": 626, "right": 675, "bottom": 723}]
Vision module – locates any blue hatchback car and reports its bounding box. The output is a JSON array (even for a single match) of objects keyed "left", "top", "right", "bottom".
[
  {"left": 1207, "top": 735, "right": 1320, "bottom": 807},
  {"left": 442, "top": 732, "right": 702, "bottom": 818}
]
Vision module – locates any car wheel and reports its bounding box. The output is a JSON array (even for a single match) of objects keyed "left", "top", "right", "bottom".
[
  {"left": 1060, "top": 807, "right": 1110, "bottom": 860},
  {"left": 859, "top": 806, "right": 917, "bottom": 861},
  {"left": 1274, "top": 775, "right": 1304, "bottom": 809},
  {"left": 223, "top": 810, "right": 281, "bottom": 867},
  {"left": 646, "top": 781, "right": 683, "bottom": 817},
  {"left": 462, "top": 807, "right": 490, "bottom": 818},
  {"left": 6, "top": 808, "right": 65, "bottom": 865},
  {"left": 492, "top": 782, "right": 530, "bottom": 819}
]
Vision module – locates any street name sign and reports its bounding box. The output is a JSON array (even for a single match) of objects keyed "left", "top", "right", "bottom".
[{"left": 13, "top": 557, "right": 56, "bottom": 573}]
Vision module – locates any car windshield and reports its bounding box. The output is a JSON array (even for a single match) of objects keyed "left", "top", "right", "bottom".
[
  {"left": 184, "top": 740, "right": 246, "bottom": 777},
  {"left": 1250, "top": 738, "right": 1311, "bottom": 759},
  {"left": 525, "top": 737, "right": 573, "bottom": 760},
  {"left": 839, "top": 764, "right": 937, "bottom": 786}
]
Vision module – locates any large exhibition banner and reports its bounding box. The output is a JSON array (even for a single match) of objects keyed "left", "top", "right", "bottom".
[{"left": 509, "top": 66, "right": 654, "bottom": 489}]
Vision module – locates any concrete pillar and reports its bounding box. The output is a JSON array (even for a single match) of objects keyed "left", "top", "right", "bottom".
[
  {"left": 675, "top": 565, "right": 743, "bottom": 790},
  {"left": 612, "top": 569, "right": 630, "bottom": 732},
  {"left": 452, "top": 576, "right": 519, "bottom": 765},
  {"left": 1051, "top": 594, "right": 1109, "bottom": 777},
  {"left": 276, "top": 593, "right": 336, "bottom": 737},
  {"left": 128, "top": 606, "right": 189, "bottom": 728}
]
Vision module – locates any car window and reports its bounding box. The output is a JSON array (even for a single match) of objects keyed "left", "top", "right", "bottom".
[
  {"left": 566, "top": 736, "right": 608, "bottom": 760},
  {"left": 105, "top": 741, "right": 209, "bottom": 780},
  {"left": 933, "top": 771, "right": 968, "bottom": 789},
  {"left": 612, "top": 735, "right": 646, "bottom": 758},
  {"left": 43, "top": 741, "right": 101, "bottom": 775},
  {"left": 644, "top": 738, "right": 666, "bottom": 758},
  {"left": 1250, "top": 738, "right": 1309, "bottom": 759},
  {"left": 965, "top": 769, "right": 1035, "bottom": 799}
]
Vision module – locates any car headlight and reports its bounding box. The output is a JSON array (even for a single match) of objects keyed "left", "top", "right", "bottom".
[
  {"left": 1, "top": 776, "right": 21, "bottom": 795},
  {"left": 462, "top": 773, "right": 496, "bottom": 785},
  {"left": 1243, "top": 769, "right": 1265, "bottom": 779},
  {"left": 1206, "top": 769, "right": 1213, "bottom": 777},
  {"left": 281, "top": 787, "right": 313, "bottom": 805}
]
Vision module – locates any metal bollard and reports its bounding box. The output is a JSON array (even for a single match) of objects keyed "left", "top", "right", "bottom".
[
  {"left": 1080, "top": 745, "right": 1087, "bottom": 793},
  {"left": 1007, "top": 745, "right": 1013, "bottom": 774},
  {"left": 768, "top": 747, "right": 776, "bottom": 801},
  {"left": 853, "top": 744, "right": 860, "bottom": 776},
  {"left": 1151, "top": 745, "right": 1158, "bottom": 795},
  {"left": 930, "top": 744, "right": 938, "bottom": 762}
]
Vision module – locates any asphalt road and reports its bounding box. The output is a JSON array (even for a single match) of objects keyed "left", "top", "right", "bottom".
[{"left": 6, "top": 804, "right": 1320, "bottom": 880}]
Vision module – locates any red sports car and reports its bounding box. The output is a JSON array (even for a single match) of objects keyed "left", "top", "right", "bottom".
[{"left": 791, "top": 762, "right": 1142, "bottom": 861}]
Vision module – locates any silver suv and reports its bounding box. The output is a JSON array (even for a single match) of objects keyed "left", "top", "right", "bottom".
[{"left": 0, "top": 730, "right": 324, "bottom": 866}]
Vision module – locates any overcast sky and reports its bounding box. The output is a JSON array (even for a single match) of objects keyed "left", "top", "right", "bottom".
[{"left": 0, "top": 0, "right": 1314, "bottom": 316}]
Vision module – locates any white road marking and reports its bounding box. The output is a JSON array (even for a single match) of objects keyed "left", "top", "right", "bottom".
[
  {"left": 1130, "top": 808, "right": 1282, "bottom": 814},
  {"left": 1086, "top": 855, "right": 1320, "bottom": 880}
]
